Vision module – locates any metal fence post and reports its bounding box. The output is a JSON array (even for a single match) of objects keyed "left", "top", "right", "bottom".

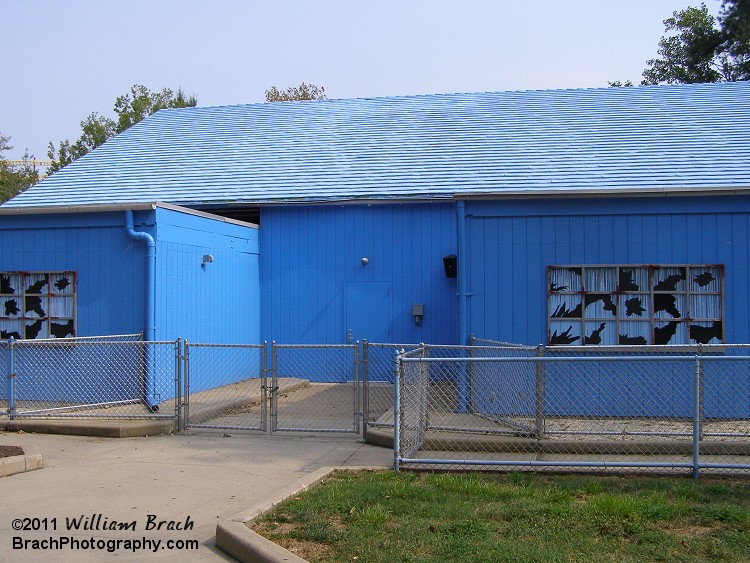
[
  {"left": 8, "top": 336, "right": 15, "bottom": 421},
  {"left": 183, "top": 339, "right": 190, "bottom": 430},
  {"left": 270, "top": 341, "right": 277, "bottom": 434},
  {"left": 393, "top": 349, "right": 401, "bottom": 472},
  {"left": 698, "top": 344, "right": 704, "bottom": 442},
  {"left": 261, "top": 341, "right": 268, "bottom": 433},
  {"left": 175, "top": 338, "right": 182, "bottom": 432},
  {"left": 362, "top": 340, "right": 369, "bottom": 435},
  {"left": 354, "top": 341, "right": 361, "bottom": 435},
  {"left": 693, "top": 356, "right": 702, "bottom": 480},
  {"left": 535, "top": 344, "right": 546, "bottom": 440}
]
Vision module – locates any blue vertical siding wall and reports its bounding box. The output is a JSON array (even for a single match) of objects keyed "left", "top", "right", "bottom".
[
  {"left": 466, "top": 196, "right": 750, "bottom": 345},
  {"left": 0, "top": 212, "right": 145, "bottom": 336},
  {"left": 153, "top": 208, "right": 260, "bottom": 345},
  {"left": 464, "top": 195, "right": 750, "bottom": 419},
  {"left": 150, "top": 208, "right": 260, "bottom": 400},
  {"left": 0, "top": 208, "right": 260, "bottom": 343},
  {"left": 260, "top": 202, "right": 458, "bottom": 345},
  {"left": 153, "top": 208, "right": 261, "bottom": 393},
  {"left": 0, "top": 208, "right": 261, "bottom": 400},
  {"left": 0, "top": 211, "right": 145, "bottom": 402}
]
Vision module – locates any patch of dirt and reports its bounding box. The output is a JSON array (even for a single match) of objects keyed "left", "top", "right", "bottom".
[
  {"left": 0, "top": 445, "right": 24, "bottom": 458},
  {"left": 253, "top": 522, "right": 330, "bottom": 561},
  {"left": 273, "top": 537, "right": 328, "bottom": 561}
]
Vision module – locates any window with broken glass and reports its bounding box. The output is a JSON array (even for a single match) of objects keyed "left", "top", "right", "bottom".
[
  {"left": 548, "top": 265, "right": 723, "bottom": 346},
  {"left": 0, "top": 272, "right": 76, "bottom": 340}
]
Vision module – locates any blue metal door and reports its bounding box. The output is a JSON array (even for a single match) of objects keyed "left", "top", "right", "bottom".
[{"left": 345, "top": 282, "right": 391, "bottom": 343}]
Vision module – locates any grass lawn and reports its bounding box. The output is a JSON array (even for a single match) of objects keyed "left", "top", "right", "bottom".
[{"left": 253, "top": 470, "right": 750, "bottom": 562}]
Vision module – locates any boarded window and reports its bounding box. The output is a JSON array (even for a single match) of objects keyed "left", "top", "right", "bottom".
[
  {"left": 0, "top": 272, "right": 76, "bottom": 340},
  {"left": 548, "top": 265, "right": 723, "bottom": 346}
]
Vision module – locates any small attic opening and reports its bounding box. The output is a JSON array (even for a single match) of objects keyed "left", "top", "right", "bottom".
[{"left": 198, "top": 206, "right": 260, "bottom": 225}]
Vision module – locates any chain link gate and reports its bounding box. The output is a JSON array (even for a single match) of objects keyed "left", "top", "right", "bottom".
[
  {"left": 182, "top": 341, "right": 361, "bottom": 434},
  {"left": 183, "top": 341, "right": 267, "bottom": 431},
  {"left": 270, "top": 342, "right": 360, "bottom": 433}
]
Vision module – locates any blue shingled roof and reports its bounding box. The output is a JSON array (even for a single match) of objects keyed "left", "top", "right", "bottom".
[{"left": 4, "top": 81, "right": 750, "bottom": 209}]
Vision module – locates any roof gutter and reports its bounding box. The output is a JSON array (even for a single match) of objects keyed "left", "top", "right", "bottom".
[
  {"left": 0, "top": 202, "right": 159, "bottom": 215},
  {"left": 124, "top": 209, "right": 158, "bottom": 412}
]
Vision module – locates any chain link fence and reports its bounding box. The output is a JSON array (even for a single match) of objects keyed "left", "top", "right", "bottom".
[
  {"left": 6, "top": 331, "right": 749, "bottom": 479},
  {"left": 363, "top": 342, "right": 477, "bottom": 432},
  {"left": 395, "top": 341, "right": 750, "bottom": 476},
  {"left": 396, "top": 346, "right": 428, "bottom": 458},
  {"left": 183, "top": 342, "right": 267, "bottom": 431},
  {"left": 271, "top": 342, "right": 359, "bottom": 433},
  {"left": 2, "top": 337, "right": 364, "bottom": 433},
  {"left": 2, "top": 334, "right": 182, "bottom": 419},
  {"left": 362, "top": 342, "right": 411, "bottom": 431}
]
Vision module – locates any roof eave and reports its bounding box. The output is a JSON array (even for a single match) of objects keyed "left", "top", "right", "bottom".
[
  {"left": 187, "top": 184, "right": 750, "bottom": 207},
  {"left": 0, "top": 201, "right": 258, "bottom": 228},
  {"left": 453, "top": 185, "right": 750, "bottom": 200}
]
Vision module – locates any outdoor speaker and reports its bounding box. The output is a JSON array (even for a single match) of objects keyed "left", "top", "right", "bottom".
[{"left": 443, "top": 255, "right": 457, "bottom": 278}]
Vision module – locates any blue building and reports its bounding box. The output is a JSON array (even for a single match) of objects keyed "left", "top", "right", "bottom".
[
  {"left": 2, "top": 81, "right": 750, "bottom": 349},
  {"left": 0, "top": 204, "right": 259, "bottom": 345}
]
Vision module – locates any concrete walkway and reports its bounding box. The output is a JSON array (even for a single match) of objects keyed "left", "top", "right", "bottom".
[{"left": 0, "top": 429, "right": 392, "bottom": 561}]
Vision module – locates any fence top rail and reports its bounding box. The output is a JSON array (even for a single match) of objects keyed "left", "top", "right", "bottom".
[
  {"left": 4, "top": 333, "right": 143, "bottom": 344},
  {"left": 546, "top": 344, "right": 737, "bottom": 353},
  {"left": 367, "top": 342, "right": 419, "bottom": 349},
  {"left": 13, "top": 339, "right": 176, "bottom": 347},
  {"left": 469, "top": 345, "right": 538, "bottom": 351},
  {"left": 272, "top": 342, "right": 358, "bottom": 349},
  {"left": 471, "top": 337, "right": 535, "bottom": 348},
  {"left": 186, "top": 342, "right": 265, "bottom": 349},
  {"left": 430, "top": 343, "right": 534, "bottom": 350},
  {"left": 399, "top": 354, "right": 750, "bottom": 363}
]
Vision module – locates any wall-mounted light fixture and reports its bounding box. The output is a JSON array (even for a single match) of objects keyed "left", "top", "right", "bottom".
[
  {"left": 202, "top": 254, "right": 214, "bottom": 268},
  {"left": 412, "top": 304, "right": 424, "bottom": 326},
  {"left": 361, "top": 257, "right": 369, "bottom": 265}
]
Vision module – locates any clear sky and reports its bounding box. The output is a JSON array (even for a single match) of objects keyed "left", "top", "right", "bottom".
[{"left": 1, "top": 0, "right": 721, "bottom": 161}]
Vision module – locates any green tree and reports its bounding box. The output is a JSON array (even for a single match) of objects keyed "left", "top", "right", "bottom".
[
  {"left": 0, "top": 133, "right": 39, "bottom": 203},
  {"left": 641, "top": 4, "right": 726, "bottom": 85},
  {"left": 719, "top": 0, "right": 750, "bottom": 80},
  {"left": 113, "top": 85, "right": 197, "bottom": 133},
  {"left": 48, "top": 84, "right": 197, "bottom": 173},
  {"left": 265, "top": 82, "right": 327, "bottom": 102},
  {"left": 634, "top": 1, "right": 750, "bottom": 86},
  {"left": 47, "top": 113, "right": 115, "bottom": 173}
]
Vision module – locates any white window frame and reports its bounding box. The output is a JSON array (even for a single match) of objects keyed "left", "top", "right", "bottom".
[
  {"left": 1, "top": 271, "right": 77, "bottom": 340},
  {"left": 547, "top": 264, "right": 724, "bottom": 346}
]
